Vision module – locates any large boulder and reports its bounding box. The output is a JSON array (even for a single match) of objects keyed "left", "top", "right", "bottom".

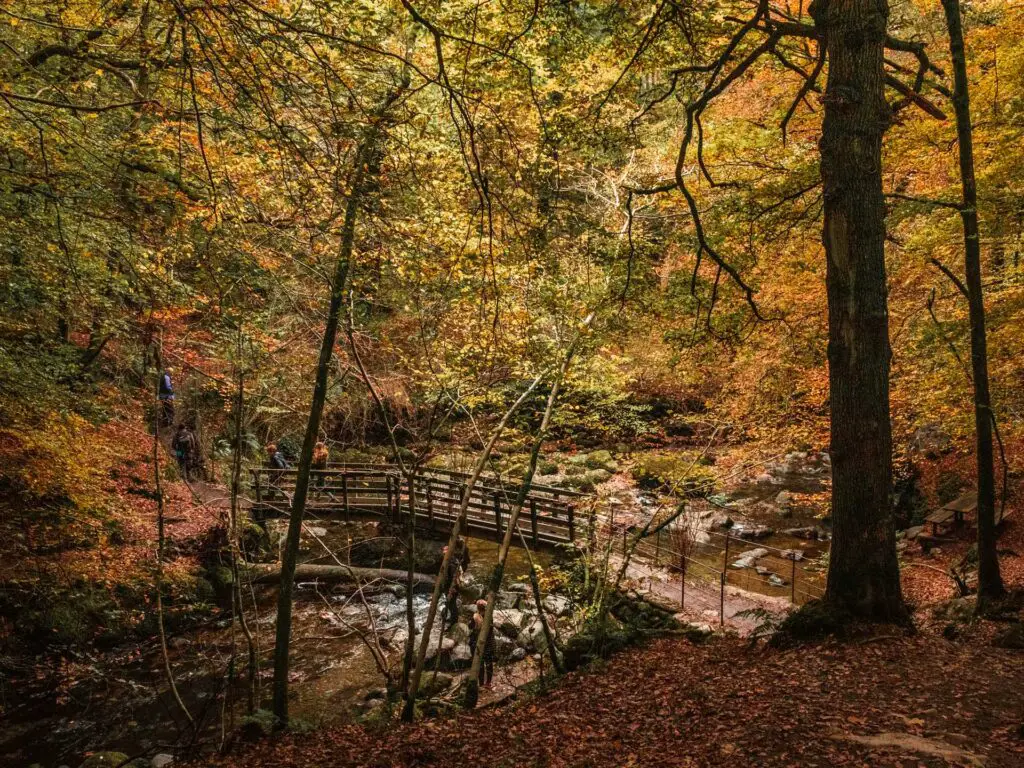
[
  {"left": 542, "top": 594, "right": 570, "bottom": 617},
  {"left": 495, "top": 608, "right": 529, "bottom": 638},
  {"left": 517, "top": 620, "right": 549, "bottom": 653}
]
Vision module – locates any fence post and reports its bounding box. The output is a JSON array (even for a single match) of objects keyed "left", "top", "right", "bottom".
[
  {"left": 493, "top": 494, "right": 502, "bottom": 541},
  {"left": 342, "top": 474, "right": 350, "bottom": 522},
  {"left": 722, "top": 528, "right": 731, "bottom": 575},
  {"left": 530, "top": 499, "right": 539, "bottom": 547},
  {"left": 720, "top": 571, "right": 725, "bottom": 627},
  {"left": 790, "top": 556, "right": 797, "bottom": 604},
  {"left": 654, "top": 527, "right": 661, "bottom": 567},
  {"left": 386, "top": 475, "right": 395, "bottom": 523},
  {"left": 568, "top": 505, "right": 575, "bottom": 542}
]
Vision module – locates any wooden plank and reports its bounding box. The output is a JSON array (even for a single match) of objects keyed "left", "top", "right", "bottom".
[{"left": 942, "top": 491, "right": 978, "bottom": 514}]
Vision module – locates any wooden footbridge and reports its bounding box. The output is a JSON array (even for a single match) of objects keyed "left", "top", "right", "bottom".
[{"left": 250, "top": 463, "right": 584, "bottom": 551}]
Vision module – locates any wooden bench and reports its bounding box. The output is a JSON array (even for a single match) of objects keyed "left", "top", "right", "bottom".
[{"left": 925, "top": 507, "right": 957, "bottom": 535}]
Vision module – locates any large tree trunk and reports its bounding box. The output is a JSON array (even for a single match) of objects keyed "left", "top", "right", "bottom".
[
  {"left": 814, "top": 0, "right": 906, "bottom": 620},
  {"left": 940, "top": 0, "right": 1004, "bottom": 604}
]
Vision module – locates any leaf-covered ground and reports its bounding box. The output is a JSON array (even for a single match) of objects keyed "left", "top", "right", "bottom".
[{"left": 209, "top": 621, "right": 1023, "bottom": 768}]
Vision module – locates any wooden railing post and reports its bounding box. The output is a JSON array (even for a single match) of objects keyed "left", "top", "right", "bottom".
[
  {"left": 342, "top": 474, "right": 350, "bottom": 522},
  {"left": 568, "top": 505, "right": 575, "bottom": 542},
  {"left": 530, "top": 499, "right": 539, "bottom": 547},
  {"left": 493, "top": 493, "right": 503, "bottom": 540},
  {"left": 254, "top": 470, "right": 262, "bottom": 505},
  {"left": 426, "top": 478, "right": 434, "bottom": 527},
  {"left": 790, "top": 556, "right": 797, "bottom": 604},
  {"left": 386, "top": 474, "right": 395, "bottom": 522}
]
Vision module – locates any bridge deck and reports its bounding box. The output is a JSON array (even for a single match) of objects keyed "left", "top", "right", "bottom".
[{"left": 250, "top": 463, "right": 583, "bottom": 550}]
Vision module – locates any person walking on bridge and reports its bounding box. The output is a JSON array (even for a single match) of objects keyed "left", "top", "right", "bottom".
[{"left": 311, "top": 441, "right": 329, "bottom": 498}]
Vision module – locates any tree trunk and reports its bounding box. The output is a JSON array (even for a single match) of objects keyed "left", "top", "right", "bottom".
[
  {"left": 271, "top": 86, "right": 405, "bottom": 726},
  {"left": 940, "top": 0, "right": 1004, "bottom": 604},
  {"left": 814, "top": 0, "right": 906, "bottom": 620}
]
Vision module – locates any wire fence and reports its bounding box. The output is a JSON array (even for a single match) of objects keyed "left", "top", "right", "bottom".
[{"left": 587, "top": 505, "right": 826, "bottom": 624}]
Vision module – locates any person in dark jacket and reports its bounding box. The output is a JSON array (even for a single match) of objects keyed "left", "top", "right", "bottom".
[
  {"left": 172, "top": 424, "right": 198, "bottom": 481},
  {"left": 158, "top": 368, "right": 175, "bottom": 428},
  {"left": 265, "top": 443, "right": 289, "bottom": 470}
]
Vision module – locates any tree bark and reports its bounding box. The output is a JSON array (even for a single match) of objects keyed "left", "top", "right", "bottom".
[
  {"left": 939, "top": 0, "right": 1004, "bottom": 604},
  {"left": 813, "top": 0, "right": 906, "bottom": 620},
  {"left": 271, "top": 86, "right": 405, "bottom": 726}
]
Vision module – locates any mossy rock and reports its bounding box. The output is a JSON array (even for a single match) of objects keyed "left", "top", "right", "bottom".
[
  {"left": 583, "top": 450, "right": 614, "bottom": 469},
  {"left": 584, "top": 469, "right": 611, "bottom": 484},
  {"left": 79, "top": 753, "right": 129, "bottom": 768},
  {"left": 563, "top": 474, "right": 596, "bottom": 492},
  {"left": 993, "top": 623, "right": 1024, "bottom": 650},
  {"left": 539, "top": 460, "right": 560, "bottom": 475},
  {"left": 416, "top": 672, "right": 454, "bottom": 698},
  {"left": 564, "top": 464, "right": 585, "bottom": 476},
  {"left": 630, "top": 453, "right": 716, "bottom": 496}
]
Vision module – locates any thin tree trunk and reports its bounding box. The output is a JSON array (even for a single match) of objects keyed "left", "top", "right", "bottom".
[
  {"left": 271, "top": 86, "right": 404, "bottom": 726},
  {"left": 229, "top": 362, "right": 259, "bottom": 713},
  {"left": 400, "top": 374, "right": 545, "bottom": 719},
  {"left": 939, "top": 0, "right": 1004, "bottom": 604},
  {"left": 814, "top": 0, "right": 906, "bottom": 620},
  {"left": 464, "top": 315, "right": 593, "bottom": 709}
]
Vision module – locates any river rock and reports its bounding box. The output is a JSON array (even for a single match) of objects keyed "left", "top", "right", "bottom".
[
  {"left": 754, "top": 566, "right": 771, "bottom": 576},
  {"left": 416, "top": 672, "right": 454, "bottom": 699},
  {"left": 775, "top": 491, "right": 793, "bottom": 506},
  {"left": 781, "top": 527, "right": 820, "bottom": 540},
  {"left": 507, "top": 582, "right": 530, "bottom": 594},
  {"left": 768, "top": 574, "right": 787, "bottom": 587},
  {"left": 730, "top": 547, "right": 769, "bottom": 569},
  {"left": 517, "top": 621, "right": 548, "bottom": 653},
  {"left": 509, "top": 647, "right": 528, "bottom": 662},
  {"left": 151, "top": 756, "right": 174, "bottom": 768},
  {"left": 496, "top": 591, "right": 523, "bottom": 610},
  {"left": 449, "top": 621, "right": 470, "bottom": 644},
  {"left": 779, "top": 549, "right": 804, "bottom": 561},
  {"left": 495, "top": 634, "right": 516, "bottom": 659},
  {"left": 495, "top": 608, "right": 530, "bottom": 638},
  {"left": 542, "top": 595, "right": 570, "bottom": 617},
  {"left": 306, "top": 526, "right": 328, "bottom": 538},
  {"left": 450, "top": 641, "right": 473, "bottom": 668}
]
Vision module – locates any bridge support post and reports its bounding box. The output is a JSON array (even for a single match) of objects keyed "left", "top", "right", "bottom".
[
  {"left": 386, "top": 475, "right": 395, "bottom": 523},
  {"left": 530, "top": 499, "right": 539, "bottom": 547},
  {"left": 342, "top": 474, "right": 349, "bottom": 523}
]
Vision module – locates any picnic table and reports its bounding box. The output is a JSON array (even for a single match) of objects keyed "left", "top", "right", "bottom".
[{"left": 925, "top": 491, "right": 977, "bottom": 535}]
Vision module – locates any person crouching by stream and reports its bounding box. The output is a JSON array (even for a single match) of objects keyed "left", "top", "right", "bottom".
[{"left": 471, "top": 599, "right": 495, "bottom": 689}]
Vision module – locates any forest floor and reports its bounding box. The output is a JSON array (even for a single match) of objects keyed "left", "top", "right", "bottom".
[{"left": 208, "top": 618, "right": 1023, "bottom": 768}]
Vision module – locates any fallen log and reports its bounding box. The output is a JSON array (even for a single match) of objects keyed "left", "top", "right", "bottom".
[{"left": 247, "top": 563, "right": 435, "bottom": 591}]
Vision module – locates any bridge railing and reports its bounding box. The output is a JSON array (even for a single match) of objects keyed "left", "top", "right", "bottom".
[{"left": 249, "top": 463, "right": 579, "bottom": 548}]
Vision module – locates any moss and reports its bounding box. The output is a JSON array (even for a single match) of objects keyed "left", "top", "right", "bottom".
[
  {"left": 583, "top": 450, "right": 614, "bottom": 469},
  {"left": 768, "top": 599, "right": 853, "bottom": 648},
  {"left": 79, "top": 752, "right": 129, "bottom": 768},
  {"left": 564, "top": 464, "right": 585, "bottom": 476},
  {"left": 630, "top": 452, "right": 716, "bottom": 496},
  {"left": 539, "top": 460, "right": 560, "bottom": 475}
]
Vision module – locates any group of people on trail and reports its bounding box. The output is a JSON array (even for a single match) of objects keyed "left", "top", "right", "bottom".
[{"left": 440, "top": 538, "right": 494, "bottom": 689}]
